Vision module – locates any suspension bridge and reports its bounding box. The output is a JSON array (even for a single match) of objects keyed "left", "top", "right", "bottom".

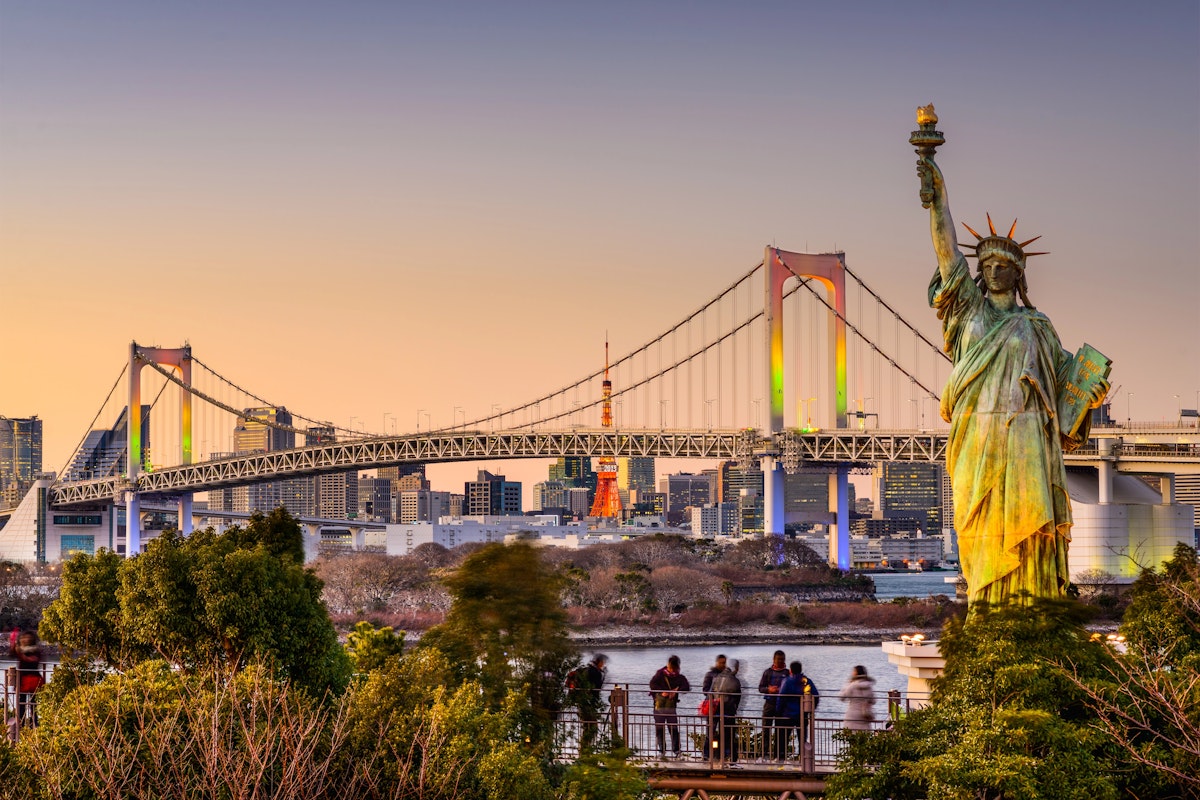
[{"left": 4, "top": 247, "right": 1198, "bottom": 567}]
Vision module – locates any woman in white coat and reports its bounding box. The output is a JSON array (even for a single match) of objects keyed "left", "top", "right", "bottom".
[{"left": 838, "top": 665, "right": 876, "bottom": 731}]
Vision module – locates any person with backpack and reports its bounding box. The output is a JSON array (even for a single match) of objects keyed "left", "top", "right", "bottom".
[
  {"left": 773, "top": 660, "right": 820, "bottom": 760},
  {"left": 648, "top": 655, "right": 691, "bottom": 758},
  {"left": 568, "top": 654, "right": 608, "bottom": 752},
  {"left": 712, "top": 658, "right": 742, "bottom": 763}
]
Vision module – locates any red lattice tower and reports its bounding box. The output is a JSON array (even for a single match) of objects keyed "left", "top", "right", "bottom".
[{"left": 589, "top": 340, "right": 623, "bottom": 518}]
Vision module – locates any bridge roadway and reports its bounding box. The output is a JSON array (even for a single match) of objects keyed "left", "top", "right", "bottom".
[{"left": 48, "top": 425, "right": 1200, "bottom": 508}]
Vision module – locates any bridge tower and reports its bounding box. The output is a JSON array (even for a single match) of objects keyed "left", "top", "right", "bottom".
[
  {"left": 589, "top": 340, "right": 623, "bottom": 519},
  {"left": 126, "top": 342, "right": 193, "bottom": 554},
  {"left": 763, "top": 247, "right": 852, "bottom": 570}
]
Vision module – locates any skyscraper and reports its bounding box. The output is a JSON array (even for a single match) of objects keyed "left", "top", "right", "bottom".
[
  {"left": 617, "top": 457, "right": 656, "bottom": 507},
  {"left": 0, "top": 416, "right": 43, "bottom": 493}
]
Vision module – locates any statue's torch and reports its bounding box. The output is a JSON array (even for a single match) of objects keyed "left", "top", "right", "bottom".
[{"left": 910, "top": 104, "right": 945, "bottom": 208}]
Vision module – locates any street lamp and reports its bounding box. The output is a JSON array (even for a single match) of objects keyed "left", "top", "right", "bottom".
[
  {"left": 453, "top": 406, "right": 465, "bottom": 429},
  {"left": 802, "top": 397, "right": 817, "bottom": 430},
  {"left": 492, "top": 404, "right": 502, "bottom": 433},
  {"left": 383, "top": 413, "right": 394, "bottom": 436},
  {"left": 416, "top": 409, "right": 426, "bottom": 433},
  {"left": 1126, "top": 392, "right": 1133, "bottom": 427},
  {"left": 752, "top": 398, "right": 761, "bottom": 430},
  {"left": 705, "top": 399, "right": 715, "bottom": 430},
  {"left": 349, "top": 416, "right": 359, "bottom": 437},
  {"left": 420, "top": 410, "right": 431, "bottom": 433},
  {"left": 660, "top": 399, "right": 670, "bottom": 429}
]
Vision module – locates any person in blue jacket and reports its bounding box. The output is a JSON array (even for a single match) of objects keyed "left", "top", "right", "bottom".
[{"left": 773, "top": 660, "right": 819, "bottom": 759}]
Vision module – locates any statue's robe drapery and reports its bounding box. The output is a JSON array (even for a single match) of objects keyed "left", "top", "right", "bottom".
[{"left": 929, "top": 255, "right": 1086, "bottom": 604}]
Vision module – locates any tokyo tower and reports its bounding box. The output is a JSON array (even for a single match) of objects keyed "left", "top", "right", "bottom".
[{"left": 588, "top": 340, "right": 622, "bottom": 518}]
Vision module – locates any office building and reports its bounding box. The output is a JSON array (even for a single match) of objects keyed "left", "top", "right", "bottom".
[
  {"left": 534, "top": 480, "right": 569, "bottom": 512},
  {"left": 660, "top": 472, "right": 714, "bottom": 525},
  {"left": 234, "top": 407, "right": 294, "bottom": 453},
  {"left": 878, "top": 462, "right": 943, "bottom": 534},
  {"left": 716, "top": 461, "right": 763, "bottom": 504},
  {"left": 549, "top": 456, "right": 595, "bottom": 504},
  {"left": 466, "top": 470, "right": 522, "bottom": 516},
  {"left": 358, "top": 475, "right": 394, "bottom": 522}
]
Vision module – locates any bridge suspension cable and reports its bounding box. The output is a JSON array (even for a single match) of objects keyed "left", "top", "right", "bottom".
[
  {"left": 188, "top": 354, "right": 355, "bottom": 437},
  {"left": 56, "top": 362, "right": 128, "bottom": 479},
  {"left": 779, "top": 263, "right": 943, "bottom": 402},
  {"left": 140, "top": 359, "right": 323, "bottom": 441},
  {"left": 459, "top": 261, "right": 765, "bottom": 431}
]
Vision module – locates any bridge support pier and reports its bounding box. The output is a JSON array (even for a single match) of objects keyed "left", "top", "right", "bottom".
[
  {"left": 125, "top": 491, "right": 141, "bottom": 556},
  {"left": 829, "top": 467, "right": 851, "bottom": 570},
  {"left": 1098, "top": 439, "right": 1115, "bottom": 503},
  {"left": 762, "top": 456, "right": 785, "bottom": 537},
  {"left": 178, "top": 493, "right": 193, "bottom": 535}
]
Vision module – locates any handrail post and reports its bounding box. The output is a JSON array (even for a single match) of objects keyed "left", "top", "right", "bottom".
[
  {"left": 801, "top": 694, "right": 815, "bottom": 772},
  {"left": 608, "top": 685, "right": 628, "bottom": 747},
  {"left": 5, "top": 667, "right": 18, "bottom": 743}
]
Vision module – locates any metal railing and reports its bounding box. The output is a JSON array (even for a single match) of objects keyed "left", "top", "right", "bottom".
[
  {"left": 552, "top": 684, "right": 926, "bottom": 772},
  {"left": 3, "top": 664, "right": 50, "bottom": 743}
]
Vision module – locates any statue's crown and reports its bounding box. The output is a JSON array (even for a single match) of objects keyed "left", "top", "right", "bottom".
[{"left": 961, "top": 214, "right": 1048, "bottom": 266}]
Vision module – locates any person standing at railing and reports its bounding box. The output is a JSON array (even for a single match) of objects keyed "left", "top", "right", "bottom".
[
  {"left": 648, "top": 655, "right": 691, "bottom": 759},
  {"left": 838, "top": 665, "right": 876, "bottom": 731},
  {"left": 713, "top": 659, "right": 742, "bottom": 764},
  {"left": 9, "top": 630, "right": 44, "bottom": 728},
  {"left": 773, "top": 660, "right": 819, "bottom": 760},
  {"left": 758, "top": 649, "right": 790, "bottom": 759},
  {"left": 568, "top": 653, "right": 608, "bottom": 752}
]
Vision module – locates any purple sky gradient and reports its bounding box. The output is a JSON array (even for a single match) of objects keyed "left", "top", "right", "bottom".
[{"left": 2, "top": 1, "right": 1197, "bottom": 501}]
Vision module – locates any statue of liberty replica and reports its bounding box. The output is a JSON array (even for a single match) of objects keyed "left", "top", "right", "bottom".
[{"left": 911, "top": 106, "right": 1110, "bottom": 605}]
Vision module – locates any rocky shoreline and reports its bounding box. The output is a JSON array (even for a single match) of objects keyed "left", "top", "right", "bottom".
[{"left": 568, "top": 622, "right": 945, "bottom": 647}]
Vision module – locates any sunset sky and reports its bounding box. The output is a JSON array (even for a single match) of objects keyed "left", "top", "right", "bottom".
[{"left": 2, "top": 1, "right": 1197, "bottom": 501}]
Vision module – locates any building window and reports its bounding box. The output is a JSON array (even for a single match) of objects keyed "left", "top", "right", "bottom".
[{"left": 61, "top": 535, "right": 95, "bottom": 557}]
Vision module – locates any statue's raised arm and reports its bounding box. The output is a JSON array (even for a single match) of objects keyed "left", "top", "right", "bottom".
[{"left": 910, "top": 105, "right": 961, "bottom": 282}]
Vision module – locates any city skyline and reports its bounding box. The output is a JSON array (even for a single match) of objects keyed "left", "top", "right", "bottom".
[{"left": 2, "top": 2, "right": 1197, "bottom": 501}]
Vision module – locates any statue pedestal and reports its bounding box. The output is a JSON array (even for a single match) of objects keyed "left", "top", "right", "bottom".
[{"left": 881, "top": 640, "right": 945, "bottom": 709}]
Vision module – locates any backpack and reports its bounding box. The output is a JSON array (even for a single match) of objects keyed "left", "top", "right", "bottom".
[{"left": 710, "top": 671, "right": 738, "bottom": 698}]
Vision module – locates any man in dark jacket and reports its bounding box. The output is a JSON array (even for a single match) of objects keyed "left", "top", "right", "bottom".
[
  {"left": 649, "top": 655, "right": 691, "bottom": 757},
  {"left": 758, "top": 649, "right": 790, "bottom": 759}
]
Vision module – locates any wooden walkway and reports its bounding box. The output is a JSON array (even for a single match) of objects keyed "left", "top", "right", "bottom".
[{"left": 553, "top": 684, "right": 916, "bottom": 798}]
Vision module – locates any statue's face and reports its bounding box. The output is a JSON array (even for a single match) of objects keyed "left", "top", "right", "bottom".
[{"left": 981, "top": 257, "right": 1020, "bottom": 294}]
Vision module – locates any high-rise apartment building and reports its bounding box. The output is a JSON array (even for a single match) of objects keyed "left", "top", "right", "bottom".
[
  {"left": 0, "top": 416, "right": 43, "bottom": 498},
  {"left": 465, "top": 470, "right": 522, "bottom": 516},
  {"left": 399, "top": 490, "right": 451, "bottom": 523}
]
